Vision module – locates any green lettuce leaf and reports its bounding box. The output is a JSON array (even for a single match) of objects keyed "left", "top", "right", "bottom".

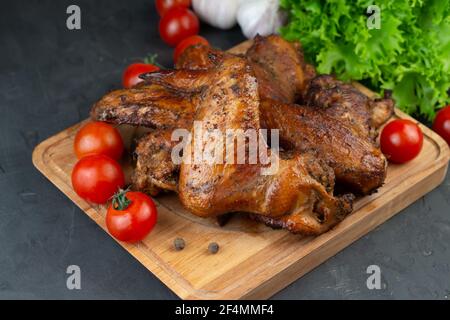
[{"left": 280, "top": 0, "right": 450, "bottom": 121}]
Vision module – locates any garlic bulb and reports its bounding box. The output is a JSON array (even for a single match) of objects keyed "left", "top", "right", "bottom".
[
  {"left": 237, "top": 0, "right": 287, "bottom": 39},
  {"left": 192, "top": 0, "right": 242, "bottom": 30}
]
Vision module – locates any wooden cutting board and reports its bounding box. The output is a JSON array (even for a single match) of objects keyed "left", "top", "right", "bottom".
[{"left": 32, "top": 41, "right": 450, "bottom": 300}]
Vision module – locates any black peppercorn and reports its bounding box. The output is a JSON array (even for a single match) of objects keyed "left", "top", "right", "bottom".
[
  {"left": 174, "top": 238, "right": 185, "bottom": 251},
  {"left": 208, "top": 242, "right": 219, "bottom": 254}
]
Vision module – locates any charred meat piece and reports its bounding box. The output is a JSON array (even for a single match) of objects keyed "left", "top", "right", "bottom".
[
  {"left": 90, "top": 35, "right": 393, "bottom": 211},
  {"left": 90, "top": 83, "right": 196, "bottom": 130},
  {"left": 91, "top": 40, "right": 393, "bottom": 196},
  {"left": 176, "top": 35, "right": 316, "bottom": 104},
  {"left": 129, "top": 91, "right": 390, "bottom": 195},
  {"left": 144, "top": 54, "right": 354, "bottom": 235},
  {"left": 175, "top": 44, "right": 224, "bottom": 71},
  {"left": 177, "top": 44, "right": 292, "bottom": 102},
  {"left": 370, "top": 93, "right": 395, "bottom": 129},
  {"left": 136, "top": 62, "right": 391, "bottom": 196},
  {"left": 304, "top": 75, "right": 393, "bottom": 140},
  {"left": 246, "top": 34, "right": 316, "bottom": 101},
  {"left": 92, "top": 34, "right": 314, "bottom": 129},
  {"left": 260, "top": 99, "right": 387, "bottom": 194}
]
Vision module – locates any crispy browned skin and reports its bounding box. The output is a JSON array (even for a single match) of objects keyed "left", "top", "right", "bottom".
[
  {"left": 136, "top": 44, "right": 392, "bottom": 195},
  {"left": 260, "top": 99, "right": 387, "bottom": 194},
  {"left": 304, "top": 75, "right": 394, "bottom": 141},
  {"left": 175, "top": 44, "right": 224, "bottom": 71},
  {"left": 86, "top": 36, "right": 397, "bottom": 234},
  {"left": 176, "top": 35, "right": 316, "bottom": 104},
  {"left": 246, "top": 34, "right": 316, "bottom": 101},
  {"left": 90, "top": 83, "right": 196, "bottom": 130},
  {"left": 146, "top": 55, "right": 353, "bottom": 235},
  {"left": 291, "top": 75, "right": 393, "bottom": 193},
  {"left": 91, "top": 38, "right": 393, "bottom": 196},
  {"left": 89, "top": 36, "right": 393, "bottom": 235},
  {"left": 131, "top": 91, "right": 389, "bottom": 197},
  {"left": 133, "top": 42, "right": 296, "bottom": 197},
  {"left": 178, "top": 44, "right": 293, "bottom": 102},
  {"left": 177, "top": 44, "right": 391, "bottom": 194}
]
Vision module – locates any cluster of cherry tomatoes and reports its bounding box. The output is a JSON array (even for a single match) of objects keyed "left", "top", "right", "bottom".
[
  {"left": 71, "top": 122, "right": 157, "bottom": 243},
  {"left": 122, "top": 0, "right": 209, "bottom": 89}
]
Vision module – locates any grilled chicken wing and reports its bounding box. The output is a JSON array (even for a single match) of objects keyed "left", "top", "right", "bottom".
[
  {"left": 88, "top": 35, "right": 394, "bottom": 235},
  {"left": 130, "top": 92, "right": 388, "bottom": 196},
  {"left": 175, "top": 44, "right": 223, "bottom": 71},
  {"left": 144, "top": 54, "right": 353, "bottom": 235},
  {"left": 90, "top": 82, "right": 196, "bottom": 130},
  {"left": 304, "top": 75, "right": 394, "bottom": 141},
  {"left": 91, "top": 37, "right": 393, "bottom": 196},
  {"left": 259, "top": 99, "right": 387, "bottom": 194},
  {"left": 246, "top": 34, "right": 316, "bottom": 101},
  {"left": 176, "top": 35, "right": 315, "bottom": 104},
  {"left": 141, "top": 45, "right": 391, "bottom": 195},
  {"left": 175, "top": 44, "right": 392, "bottom": 194}
]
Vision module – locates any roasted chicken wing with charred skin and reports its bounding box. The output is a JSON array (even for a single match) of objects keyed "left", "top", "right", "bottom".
[
  {"left": 246, "top": 34, "right": 316, "bottom": 101},
  {"left": 175, "top": 44, "right": 224, "bottom": 71},
  {"left": 176, "top": 35, "right": 316, "bottom": 104},
  {"left": 85, "top": 35, "right": 399, "bottom": 234},
  {"left": 259, "top": 99, "right": 387, "bottom": 194},
  {"left": 91, "top": 37, "right": 393, "bottom": 196},
  {"left": 131, "top": 93, "right": 389, "bottom": 197},
  {"left": 130, "top": 99, "right": 388, "bottom": 196},
  {"left": 95, "top": 38, "right": 312, "bottom": 197},
  {"left": 90, "top": 82, "right": 196, "bottom": 130},
  {"left": 304, "top": 75, "right": 394, "bottom": 141},
  {"left": 137, "top": 47, "right": 392, "bottom": 195},
  {"left": 148, "top": 54, "right": 353, "bottom": 235}
]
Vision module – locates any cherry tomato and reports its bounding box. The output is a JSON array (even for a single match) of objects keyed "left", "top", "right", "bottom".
[
  {"left": 432, "top": 105, "right": 450, "bottom": 146},
  {"left": 74, "top": 122, "right": 124, "bottom": 160},
  {"left": 159, "top": 7, "right": 199, "bottom": 47},
  {"left": 155, "top": 0, "right": 191, "bottom": 17},
  {"left": 122, "top": 62, "right": 160, "bottom": 88},
  {"left": 106, "top": 190, "right": 158, "bottom": 242},
  {"left": 174, "top": 35, "right": 209, "bottom": 63},
  {"left": 71, "top": 155, "right": 125, "bottom": 204},
  {"left": 380, "top": 119, "right": 423, "bottom": 164}
]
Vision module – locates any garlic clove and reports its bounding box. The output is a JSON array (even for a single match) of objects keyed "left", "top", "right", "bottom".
[
  {"left": 192, "top": 0, "right": 240, "bottom": 30},
  {"left": 237, "top": 0, "right": 287, "bottom": 39}
]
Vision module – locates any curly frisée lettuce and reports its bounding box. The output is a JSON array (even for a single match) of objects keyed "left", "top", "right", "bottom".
[{"left": 280, "top": 0, "right": 450, "bottom": 121}]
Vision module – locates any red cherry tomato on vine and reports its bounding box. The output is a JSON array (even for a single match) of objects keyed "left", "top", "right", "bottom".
[
  {"left": 432, "top": 105, "right": 450, "bottom": 146},
  {"left": 106, "top": 190, "right": 158, "bottom": 242},
  {"left": 380, "top": 119, "right": 423, "bottom": 164},
  {"left": 71, "top": 155, "right": 125, "bottom": 204},
  {"left": 174, "top": 35, "right": 209, "bottom": 63},
  {"left": 74, "top": 121, "right": 124, "bottom": 160},
  {"left": 159, "top": 7, "right": 199, "bottom": 47},
  {"left": 122, "top": 62, "right": 160, "bottom": 88},
  {"left": 155, "top": 0, "right": 191, "bottom": 17}
]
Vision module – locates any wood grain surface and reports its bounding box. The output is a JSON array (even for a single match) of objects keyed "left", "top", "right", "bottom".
[{"left": 32, "top": 41, "right": 450, "bottom": 300}]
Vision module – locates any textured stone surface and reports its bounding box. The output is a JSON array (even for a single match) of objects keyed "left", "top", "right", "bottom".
[{"left": 0, "top": 0, "right": 449, "bottom": 300}]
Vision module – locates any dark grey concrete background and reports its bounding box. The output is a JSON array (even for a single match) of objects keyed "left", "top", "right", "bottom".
[{"left": 0, "top": 0, "right": 449, "bottom": 300}]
